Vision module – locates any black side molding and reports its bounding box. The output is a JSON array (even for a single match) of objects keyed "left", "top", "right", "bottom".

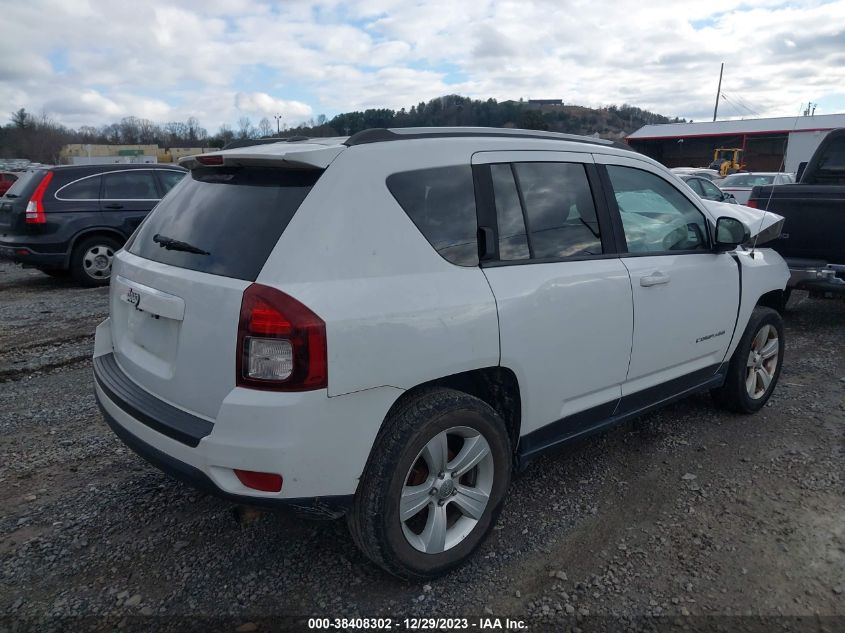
[
  {"left": 93, "top": 353, "right": 213, "bottom": 447},
  {"left": 517, "top": 363, "right": 726, "bottom": 469}
]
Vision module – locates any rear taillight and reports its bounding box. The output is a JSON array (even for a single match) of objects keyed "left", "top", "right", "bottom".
[
  {"left": 746, "top": 199, "right": 758, "bottom": 208},
  {"left": 25, "top": 171, "right": 54, "bottom": 224},
  {"left": 236, "top": 283, "right": 327, "bottom": 391}
]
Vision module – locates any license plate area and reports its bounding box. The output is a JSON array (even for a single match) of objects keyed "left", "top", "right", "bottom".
[{"left": 112, "top": 276, "right": 184, "bottom": 379}]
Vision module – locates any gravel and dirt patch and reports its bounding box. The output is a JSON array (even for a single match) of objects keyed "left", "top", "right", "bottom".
[{"left": 0, "top": 261, "right": 843, "bottom": 631}]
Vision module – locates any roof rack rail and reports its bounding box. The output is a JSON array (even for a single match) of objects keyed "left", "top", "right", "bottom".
[{"left": 344, "top": 127, "right": 620, "bottom": 147}]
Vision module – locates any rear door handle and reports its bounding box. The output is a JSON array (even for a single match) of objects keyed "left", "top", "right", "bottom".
[
  {"left": 640, "top": 271, "right": 671, "bottom": 287},
  {"left": 103, "top": 204, "right": 124, "bottom": 210}
]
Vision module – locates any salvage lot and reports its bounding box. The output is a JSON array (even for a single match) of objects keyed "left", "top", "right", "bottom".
[{"left": 0, "top": 260, "right": 843, "bottom": 624}]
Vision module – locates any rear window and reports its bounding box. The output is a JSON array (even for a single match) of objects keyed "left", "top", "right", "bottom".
[
  {"left": 128, "top": 166, "right": 321, "bottom": 281},
  {"left": 157, "top": 169, "right": 186, "bottom": 194},
  {"left": 386, "top": 165, "right": 478, "bottom": 266},
  {"left": 817, "top": 142, "right": 845, "bottom": 171},
  {"left": 3, "top": 170, "right": 44, "bottom": 199}
]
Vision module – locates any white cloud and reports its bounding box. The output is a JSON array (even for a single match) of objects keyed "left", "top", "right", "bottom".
[
  {"left": 234, "top": 92, "right": 313, "bottom": 119},
  {"left": 0, "top": 0, "right": 843, "bottom": 132}
]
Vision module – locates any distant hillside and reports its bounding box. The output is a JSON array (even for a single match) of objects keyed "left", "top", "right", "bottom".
[{"left": 270, "top": 95, "right": 684, "bottom": 142}]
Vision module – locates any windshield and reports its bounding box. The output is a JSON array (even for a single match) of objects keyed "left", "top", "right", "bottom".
[{"left": 720, "top": 174, "right": 775, "bottom": 187}]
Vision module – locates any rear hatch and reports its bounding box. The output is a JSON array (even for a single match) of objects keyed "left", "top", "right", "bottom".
[
  {"left": 0, "top": 170, "right": 46, "bottom": 234},
  {"left": 111, "top": 162, "right": 324, "bottom": 420}
]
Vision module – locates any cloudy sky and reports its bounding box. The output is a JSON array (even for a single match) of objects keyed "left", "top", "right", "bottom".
[{"left": 2, "top": 0, "right": 844, "bottom": 132}]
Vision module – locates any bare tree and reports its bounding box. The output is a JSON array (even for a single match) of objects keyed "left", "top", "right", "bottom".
[
  {"left": 163, "top": 121, "right": 188, "bottom": 147},
  {"left": 218, "top": 124, "right": 235, "bottom": 146},
  {"left": 78, "top": 125, "right": 99, "bottom": 142},
  {"left": 102, "top": 123, "right": 121, "bottom": 144},
  {"left": 119, "top": 117, "right": 141, "bottom": 144},
  {"left": 237, "top": 116, "right": 254, "bottom": 139},
  {"left": 186, "top": 116, "right": 203, "bottom": 143},
  {"left": 257, "top": 117, "right": 273, "bottom": 137},
  {"left": 138, "top": 119, "right": 160, "bottom": 144}
]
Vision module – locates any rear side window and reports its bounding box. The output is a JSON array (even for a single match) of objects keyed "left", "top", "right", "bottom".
[
  {"left": 491, "top": 164, "right": 530, "bottom": 260},
  {"left": 103, "top": 171, "right": 159, "bottom": 199},
  {"left": 386, "top": 165, "right": 478, "bottom": 266},
  {"left": 128, "top": 166, "right": 321, "bottom": 281},
  {"left": 495, "top": 162, "right": 603, "bottom": 259},
  {"left": 56, "top": 175, "right": 101, "bottom": 200}
]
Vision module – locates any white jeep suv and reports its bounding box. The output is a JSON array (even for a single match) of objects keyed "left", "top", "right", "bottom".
[{"left": 93, "top": 127, "right": 789, "bottom": 578}]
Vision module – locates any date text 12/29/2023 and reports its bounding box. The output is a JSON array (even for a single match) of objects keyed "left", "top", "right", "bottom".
[{"left": 308, "top": 617, "right": 528, "bottom": 630}]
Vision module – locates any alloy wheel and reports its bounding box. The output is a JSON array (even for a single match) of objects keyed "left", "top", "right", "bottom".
[
  {"left": 400, "top": 426, "right": 494, "bottom": 554},
  {"left": 82, "top": 244, "right": 115, "bottom": 280},
  {"left": 746, "top": 324, "right": 779, "bottom": 399}
]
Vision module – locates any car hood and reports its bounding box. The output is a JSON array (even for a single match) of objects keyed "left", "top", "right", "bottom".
[{"left": 701, "top": 199, "right": 785, "bottom": 245}]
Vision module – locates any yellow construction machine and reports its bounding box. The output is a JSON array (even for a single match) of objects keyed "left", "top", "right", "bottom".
[{"left": 709, "top": 148, "right": 745, "bottom": 176}]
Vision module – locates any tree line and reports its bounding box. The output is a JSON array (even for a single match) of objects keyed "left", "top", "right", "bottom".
[{"left": 0, "top": 96, "right": 684, "bottom": 164}]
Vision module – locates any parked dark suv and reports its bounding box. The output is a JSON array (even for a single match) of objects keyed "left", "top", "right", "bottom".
[{"left": 0, "top": 163, "right": 185, "bottom": 285}]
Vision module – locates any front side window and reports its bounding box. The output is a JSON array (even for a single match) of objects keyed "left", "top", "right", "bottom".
[
  {"left": 102, "top": 171, "right": 159, "bottom": 200},
  {"left": 606, "top": 165, "right": 709, "bottom": 253},
  {"left": 387, "top": 165, "right": 478, "bottom": 266},
  {"left": 56, "top": 175, "right": 101, "bottom": 199}
]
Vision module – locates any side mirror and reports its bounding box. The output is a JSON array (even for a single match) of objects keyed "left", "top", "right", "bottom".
[
  {"left": 714, "top": 216, "right": 750, "bottom": 250},
  {"left": 796, "top": 161, "right": 807, "bottom": 182},
  {"left": 722, "top": 192, "right": 737, "bottom": 203}
]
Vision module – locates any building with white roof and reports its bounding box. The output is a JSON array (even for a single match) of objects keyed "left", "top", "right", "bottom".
[{"left": 626, "top": 113, "right": 845, "bottom": 173}]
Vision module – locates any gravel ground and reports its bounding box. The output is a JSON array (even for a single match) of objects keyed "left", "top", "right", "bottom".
[{"left": 1, "top": 260, "right": 843, "bottom": 632}]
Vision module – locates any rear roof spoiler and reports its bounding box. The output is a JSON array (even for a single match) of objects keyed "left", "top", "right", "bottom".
[{"left": 178, "top": 145, "right": 344, "bottom": 170}]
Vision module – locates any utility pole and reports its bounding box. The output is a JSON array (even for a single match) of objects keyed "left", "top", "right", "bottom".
[
  {"left": 713, "top": 62, "right": 724, "bottom": 122},
  {"left": 274, "top": 114, "right": 282, "bottom": 134}
]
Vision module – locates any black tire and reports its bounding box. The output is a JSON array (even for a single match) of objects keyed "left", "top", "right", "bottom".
[
  {"left": 711, "top": 306, "right": 784, "bottom": 414},
  {"left": 347, "top": 387, "right": 511, "bottom": 579},
  {"left": 70, "top": 236, "right": 121, "bottom": 287},
  {"left": 38, "top": 268, "right": 70, "bottom": 279}
]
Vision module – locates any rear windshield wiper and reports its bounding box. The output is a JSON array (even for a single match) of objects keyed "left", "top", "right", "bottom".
[
  {"left": 152, "top": 233, "right": 210, "bottom": 255},
  {"left": 5, "top": 194, "right": 18, "bottom": 199}
]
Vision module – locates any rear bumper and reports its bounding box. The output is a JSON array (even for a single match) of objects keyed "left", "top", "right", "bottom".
[
  {"left": 0, "top": 242, "right": 65, "bottom": 268},
  {"left": 92, "top": 319, "right": 402, "bottom": 516},
  {"left": 787, "top": 261, "right": 845, "bottom": 296},
  {"left": 95, "top": 390, "right": 352, "bottom": 518}
]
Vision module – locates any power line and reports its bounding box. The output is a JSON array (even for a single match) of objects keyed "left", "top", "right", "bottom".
[{"left": 725, "top": 91, "right": 762, "bottom": 117}]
